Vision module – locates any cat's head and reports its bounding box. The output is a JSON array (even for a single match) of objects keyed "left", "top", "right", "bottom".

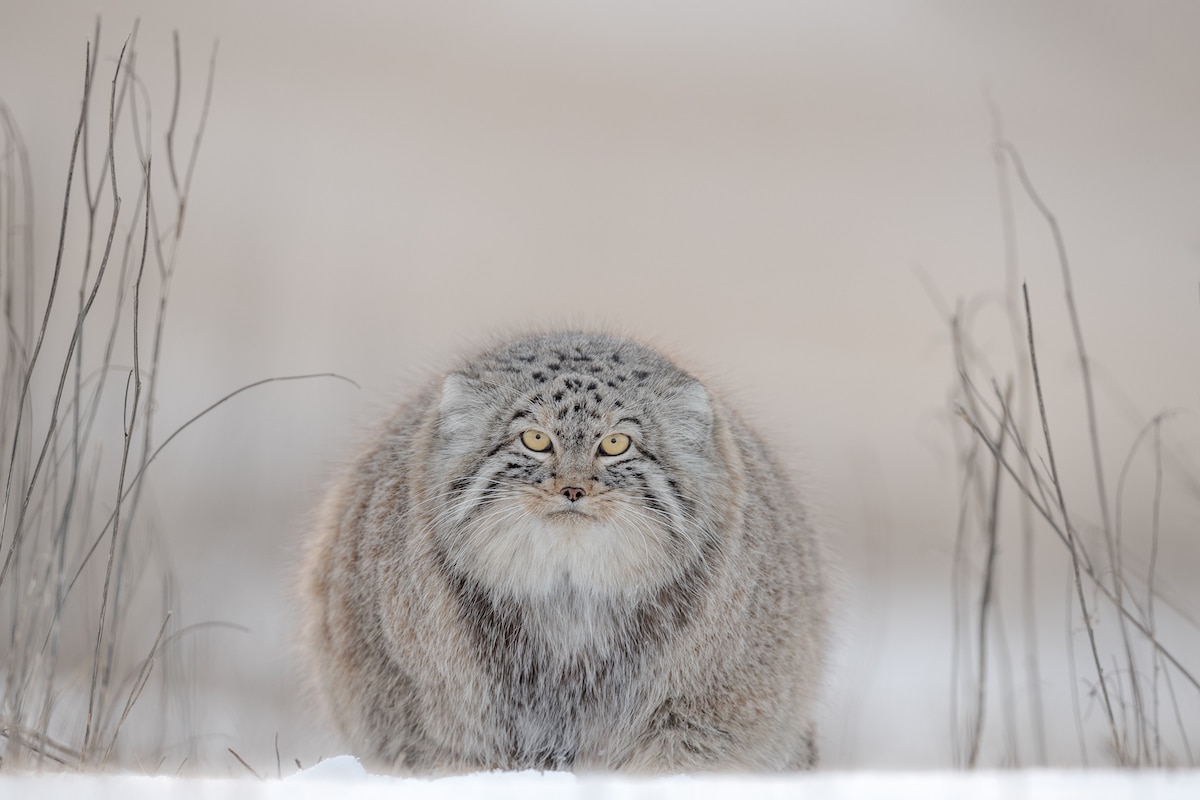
[{"left": 427, "top": 333, "right": 727, "bottom": 600}]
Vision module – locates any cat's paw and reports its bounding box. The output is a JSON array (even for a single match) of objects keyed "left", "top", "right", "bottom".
[{"left": 620, "top": 700, "right": 737, "bottom": 773}]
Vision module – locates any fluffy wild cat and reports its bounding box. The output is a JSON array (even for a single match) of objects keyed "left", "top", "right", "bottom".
[{"left": 301, "top": 332, "right": 828, "bottom": 773}]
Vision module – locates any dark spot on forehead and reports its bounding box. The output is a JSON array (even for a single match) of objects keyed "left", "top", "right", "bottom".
[{"left": 470, "top": 334, "right": 696, "bottom": 408}]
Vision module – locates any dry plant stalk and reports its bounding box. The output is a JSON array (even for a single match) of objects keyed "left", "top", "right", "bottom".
[
  {"left": 1, "top": 24, "right": 354, "bottom": 772},
  {"left": 0, "top": 21, "right": 217, "bottom": 771},
  {"left": 947, "top": 126, "right": 1199, "bottom": 767}
]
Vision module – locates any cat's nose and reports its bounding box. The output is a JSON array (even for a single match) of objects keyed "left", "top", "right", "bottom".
[{"left": 562, "top": 486, "right": 586, "bottom": 502}]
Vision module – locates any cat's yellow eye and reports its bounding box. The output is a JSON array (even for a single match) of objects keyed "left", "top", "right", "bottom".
[
  {"left": 521, "top": 430, "right": 552, "bottom": 452},
  {"left": 598, "top": 433, "right": 631, "bottom": 457}
]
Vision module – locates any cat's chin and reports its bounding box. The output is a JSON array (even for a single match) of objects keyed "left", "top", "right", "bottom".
[{"left": 451, "top": 503, "right": 678, "bottom": 599}]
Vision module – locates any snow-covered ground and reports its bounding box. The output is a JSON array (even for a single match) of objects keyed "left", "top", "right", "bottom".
[{"left": 3, "top": 758, "right": 1200, "bottom": 800}]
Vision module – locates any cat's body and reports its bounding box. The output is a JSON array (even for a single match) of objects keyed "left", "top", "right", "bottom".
[{"left": 301, "top": 332, "right": 828, "bottom": 773}]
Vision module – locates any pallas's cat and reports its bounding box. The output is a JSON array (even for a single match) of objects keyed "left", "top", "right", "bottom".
[{"left": 301, "top": 332, "right": 828, "bottom": 773}]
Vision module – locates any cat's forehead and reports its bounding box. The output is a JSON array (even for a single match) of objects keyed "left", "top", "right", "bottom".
[
  {"left": 463, "top": 334, "right": 687, "bottom": 427},
  {"left": 469, "top": 334, "right": 682, "bottom": 388}
]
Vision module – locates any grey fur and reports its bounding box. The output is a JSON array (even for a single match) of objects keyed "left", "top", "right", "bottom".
[{"left": 301, "top": 332, "right": 828, "bottom": 773}]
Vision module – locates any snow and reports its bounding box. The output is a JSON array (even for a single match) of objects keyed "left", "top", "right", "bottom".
[{"left": 2, "top": 765, "right": 1199, "bottom": 800}]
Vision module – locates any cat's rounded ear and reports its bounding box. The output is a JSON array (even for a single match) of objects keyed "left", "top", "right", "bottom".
[
  {"left": 664, "top": 380, "right": 715, "bottom": 447},
  {"left": 436, "top": 372, "right": 488, "bottom": 442}
]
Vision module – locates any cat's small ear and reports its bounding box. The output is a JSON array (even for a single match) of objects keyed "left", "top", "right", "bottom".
[
  {"left": 664, "top": 380, "right": 715, "bottom": 447},
  {"left": 437, "top": 372, "right": 487, "bottom": 442}
]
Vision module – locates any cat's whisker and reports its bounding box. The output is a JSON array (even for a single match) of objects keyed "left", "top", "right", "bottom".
[{"left": 616, "top": 503, "right": 706, "bottom": 564}]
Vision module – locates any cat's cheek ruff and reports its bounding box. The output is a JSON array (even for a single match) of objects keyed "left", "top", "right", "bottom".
[
  {"left": 437, "top": 454, "right": 549, "bottom": 527},
  {"left": 603, "top": 454, "right": 711, "bottom": 548}
]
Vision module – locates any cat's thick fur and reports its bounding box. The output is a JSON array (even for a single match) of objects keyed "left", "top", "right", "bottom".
[{"left": 301, "top": 332, "right": 828, "bottom": 773}]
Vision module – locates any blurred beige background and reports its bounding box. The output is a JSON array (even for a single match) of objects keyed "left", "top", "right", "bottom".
[{"left": 2, "top": 0, "right": 1198, "bottom": 773}]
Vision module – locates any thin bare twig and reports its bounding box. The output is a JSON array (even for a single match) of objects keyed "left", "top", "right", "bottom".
[
  {"left": 948, "top": 311, "right": 980, "bottom": 767},
  {"left": 0, "top": 725, "right": 78, "bottom": 766},
  {"left": 0, "top": 41, "right": 93, "bottom": 589},
  {"left": 83, "top": 40, "right": 138, "bottom": 758},
  {"left": 1023, "top": 282, "right": 1120, "bottom": 745},
  {"left": 1148, "top": 420, "right": 1164, "bottom": 765},
  {"left": 986, "top": 96, "right": 1046, "bottom": 764},
  {"left": 103, "top": 610, "right": 170, "bottom": 761},
  {"left": 966, "top": 379, "right": 1012, "bottom": 768},
  {"left": 1000, "top": 141, "right": 1151, "bottom": 764},
  {"left": 956, "top": 404, "right": 1200, "bottom": 696},
  {"left": 998, "top": 143, "right": 1115, "bottom": 555},
  {"left": 228, "top": 747, "right": 263, "bottom": 780},
  {"left": 1115, "top": 412, "right": 1182, "bottom": 763},
  {"left": 64, "top": 372, "right": 358, "bottom": 598}
]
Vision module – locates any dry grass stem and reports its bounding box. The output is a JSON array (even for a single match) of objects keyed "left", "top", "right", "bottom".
[
  {"left": 1022, "top": 283, "right": 1121, "bottom": 747},
  {"left": 965, "top": 380, "right": 1012, "bottom": 768},
  {"left": 987, "top": 96, "right": 1047, "bottom": 763},
  {"left": 1, "top": 24, "right": 215, "bottom": 772},
  {"left": 227, "top": 747, "right": 263, "bottom": 780},
  {"left": 1, "top": 27, "right": 358, "bottom": 770},
  {"left": 947, "top": 128, "right": 1197, "bottom": 767}
]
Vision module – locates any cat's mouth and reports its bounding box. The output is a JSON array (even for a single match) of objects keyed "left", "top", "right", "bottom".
[{"left": 544, "top": 505, "right": 595, "bottom": 521}]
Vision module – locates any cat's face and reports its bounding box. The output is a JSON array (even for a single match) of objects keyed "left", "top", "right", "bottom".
[{"left": 428, "top": 335, "right": 723, "bottom": 599}]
